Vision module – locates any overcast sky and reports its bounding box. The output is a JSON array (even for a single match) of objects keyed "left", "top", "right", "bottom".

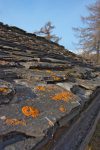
[{"left": 0, "top": 0, "right": 96, "bottom": 52}]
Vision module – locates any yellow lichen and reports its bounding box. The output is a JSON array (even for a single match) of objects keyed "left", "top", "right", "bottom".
[
  {"left": 5, "top": 118, "right": 26, "bottom": 126},
  {"left": 22, "top": 106, "right": 40, "bottom": 118},
  {"left": 52, "top": 91, "right": 74, "bottom": 102},
  {"left": 59, "top": 105, "right": 66, "bottom": 112},
  {"left": 0, "top": 87, "right": 9, "bottom": 93},
  {"left": 46, "top": 70, "right": 53, "bottom": 73},
  {"left": 35, "top": 86, "right": 45, "bottom": 91}
]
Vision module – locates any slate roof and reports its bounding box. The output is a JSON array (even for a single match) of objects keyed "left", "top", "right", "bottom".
[{"left": 0, "top": 22, "right": 100, "bottom": 150}]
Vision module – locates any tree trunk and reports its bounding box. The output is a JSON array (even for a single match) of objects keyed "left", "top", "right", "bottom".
[{"left": 96, "top": 42, "right": 100, "bottom": 64}]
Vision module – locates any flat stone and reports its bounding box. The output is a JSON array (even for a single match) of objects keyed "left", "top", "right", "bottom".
[
  {"left": 71, "top": 85, "right": 93, "bottom": 106},
  {"left": 76, "top": 79, "right": 100, "bottom": 90},
  {"left": 56, "top": 82, "right": 75, "bottom": 91},
  {"left": 0, "top": 85, "right": 80, "bottom": 137},
  {"left": 1, "top": 134, "right": 43, "bottom": 150}
]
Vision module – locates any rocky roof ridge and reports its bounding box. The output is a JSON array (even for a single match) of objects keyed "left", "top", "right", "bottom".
[
  {"left": 0, "top": 22, "right": 75, "bottom": 56},
  {"left": 0, "top": 22, "right": 100, "bottom": 150}
]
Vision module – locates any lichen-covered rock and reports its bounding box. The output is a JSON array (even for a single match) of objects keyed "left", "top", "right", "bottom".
[
  {"left": 0, "top": 80, "right": 14, "bottom": 104},
  {"left": 0, "top": 22, "right": 100, "bottom": 150}
]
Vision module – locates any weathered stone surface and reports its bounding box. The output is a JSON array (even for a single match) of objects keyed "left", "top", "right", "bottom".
[
  {"left": 0, "top": 84, "right": 80, "bottom": 135},
  {"left": 0, "top": 80, "right": 14, "bottom": 104},
  {"left": 0, "top": 22, "right": 100, "bottom": 149}
]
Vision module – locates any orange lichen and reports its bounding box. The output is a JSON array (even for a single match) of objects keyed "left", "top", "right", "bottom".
[
  {"left": 5, "top": 118, "right": 26, "bottom": 126},
  {"left": 35, "top": 85, "right": 55, "bottom": 92},
  {"left": 52, "top": 91, "right": 74, "bottom": 102},
  {"left": 0, "top": 87, "right": 9, "bottom": 93},
  {"left": 46, "top": 70, "right": 53, "bottom": 73},
  {"left": 52, "top": 75, "right": 61, "bottom": 81},
  {"left": 35, "top": 86, "right": 46, "bottom": 91},
  {"left": 22, "top": 106, "right": 40, "bottom": 118},
  {"left": 46, "top": 70, "right": 61, "bottom": 81},
  {"left": 59, "top": 105, "right": 66, "bottom": 112}
]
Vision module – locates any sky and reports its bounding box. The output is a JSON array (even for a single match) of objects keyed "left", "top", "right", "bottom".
[{"left": 0, "top": 0, "right": 96, "bottom": 53}]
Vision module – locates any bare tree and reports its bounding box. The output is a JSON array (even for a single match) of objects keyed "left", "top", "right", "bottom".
[
  {"left": 73, "top": 0, "right": 100, "bottom": 63},
  {"left": 34, "top": 21, "right": 61, "bottom": 43}
]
